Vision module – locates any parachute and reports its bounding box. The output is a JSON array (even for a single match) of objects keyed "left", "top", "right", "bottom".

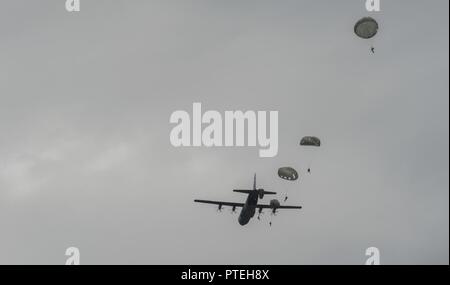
[
  {"left": 300, "top": 136, "right": 321, "bottom": 147},
  {"left": 277, "top": 166, "right": 299, "bottom": 202},
  {"left": 278, "top": 167, "right": 299, "bottom": 181},
  {"left": 300, "top": 136, "right": 321, "bottom": 174},
  {"left": 354, "top": 17, "right": 379, "bottom": 39}
]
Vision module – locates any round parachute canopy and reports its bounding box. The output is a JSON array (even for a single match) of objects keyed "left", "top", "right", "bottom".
[
  {"left": 300, "top": 136, "right": 321, "bottom": 147},
  {"left": 354, "top": 17, "right": 379, "bottom": 39},
  {"left": 270, "top": 199, "right": 280, "bottom": 208},
  {"left": 278, "top": 167, "right": 299, "bottom": 181}
]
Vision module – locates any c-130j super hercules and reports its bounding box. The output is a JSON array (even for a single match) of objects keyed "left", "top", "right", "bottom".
[{"left": 194, "top": 174, "right": 302, "bottom": 226}]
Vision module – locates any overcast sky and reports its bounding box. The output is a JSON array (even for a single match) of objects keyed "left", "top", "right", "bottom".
[{"left": 0, "top": 0, "right": 448, "bottom": 264}]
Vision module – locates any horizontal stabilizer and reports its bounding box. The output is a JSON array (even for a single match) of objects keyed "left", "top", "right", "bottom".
[
  {"left": 233, "top": 189, "right": 253, "bottom": 194},
  {"left": 257, "top": 204, "right": 302, "bottom": 210},
  {"left": 233, "top": 189, "right": 277, "bottom": 195}
]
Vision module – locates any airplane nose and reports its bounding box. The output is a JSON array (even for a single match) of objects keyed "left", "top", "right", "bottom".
[{"left": 238, "top": 216, "right": 247, "bottom": 226}]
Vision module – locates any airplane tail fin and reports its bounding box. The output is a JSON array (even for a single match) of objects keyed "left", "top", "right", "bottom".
[{"left": 233, "top": 174, "right": 276, "bottom": 195}]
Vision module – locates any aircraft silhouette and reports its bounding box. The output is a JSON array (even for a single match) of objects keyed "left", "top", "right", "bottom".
[{"left": 194, "top": 174, "right": 302, "bottom": 226}]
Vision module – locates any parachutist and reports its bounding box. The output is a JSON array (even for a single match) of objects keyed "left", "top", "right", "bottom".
[
  {"left": 354, "top": 17, "right": 379, "bottom": 52},
  {"left": 284, "top": 196, "right": 288, "bottom": 202},
  {"left": 269, "top": 222, "right": 272, "bottom": 227},
  {"left": 307, "top": 168, "right": 311, "bottom": 174}
]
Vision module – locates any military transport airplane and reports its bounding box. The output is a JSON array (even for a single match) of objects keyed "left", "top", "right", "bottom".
[{"left": 194, "top": 174, "right": 302, "bottom": 225}]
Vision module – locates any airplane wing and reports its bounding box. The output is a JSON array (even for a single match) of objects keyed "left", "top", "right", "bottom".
[
  {"left": 194, "top": 200, "right": 245, "bottom": 208},
  {"left": 256, "top": 204, "right": 302, "bottom": 209}
]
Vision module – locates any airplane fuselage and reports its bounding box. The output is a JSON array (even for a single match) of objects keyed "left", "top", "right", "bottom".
[{"left": 238, "top": 191, "right": 259, "bottom": 225}]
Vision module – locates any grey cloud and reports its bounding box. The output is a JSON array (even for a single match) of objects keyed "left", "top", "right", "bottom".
[{"left": 0, "top": 0, "right": 448, "bottom": 264}]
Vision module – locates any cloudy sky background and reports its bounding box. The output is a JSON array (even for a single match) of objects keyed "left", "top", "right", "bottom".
[{"left": 0, "top": 0, "right": 448, "bottom": 264}]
